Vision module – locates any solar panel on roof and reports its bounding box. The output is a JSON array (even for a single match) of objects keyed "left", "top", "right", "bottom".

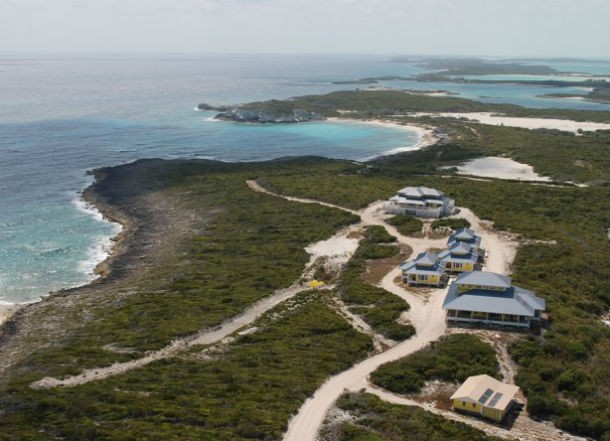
[
  {"left": 488, "top": 392, "right": 504, "bottom": 407},
  {"left": 478, "top": 388, "right": 494, "bottom": 404}
]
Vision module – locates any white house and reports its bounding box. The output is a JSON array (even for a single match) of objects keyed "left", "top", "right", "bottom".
[{"left": 385, "top": 186, "right": 455, "bottom": 218}]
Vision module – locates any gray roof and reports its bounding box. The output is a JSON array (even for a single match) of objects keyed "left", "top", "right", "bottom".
[
  {"left": 443, "top": 282, "right": 545, "bottom": 317},
  {"left": 397, "top": 186, "right": 445, "bottom": 200},
  {"left": 448, "top": 235, "right": 482, "bottom": 249},
  {"left": 448, "top": 228, "right": 482, "bottom": 248},
  {"left": 402, "top": 265, "right": 444, "bottom": 276},
  {"left": 452, "top": 227, "right": 476, "bottom": 241},
  {"left": 400, "top": 252, "right": 443, "bottom": 275},
  {"left": 455, "top": 271, "right": 511, "bottom": 289},
  {"left": 420, "top": 187, "right": 444, "bottom": 198},
  {"left": 416, "top": 251, "right": 439, "bottom": 266},
  {"left": 438, "top": 249, "right": 478, "bottom": 264},
  {"left": 448, "top": 241, "right": 472, "bottom": 256},
  {"left": 514, "top": 286, "right": 546, "bottom": 311}
]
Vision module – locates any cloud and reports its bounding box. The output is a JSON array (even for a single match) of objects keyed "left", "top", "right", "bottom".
[{"left": 0, "top": 0, "right": 607, "bottom": 57}]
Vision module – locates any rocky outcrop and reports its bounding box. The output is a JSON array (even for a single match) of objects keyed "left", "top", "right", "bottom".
[
  {"left": 197, "top": 103, "right": 232, "bottom": 112},
  {"left": 214, "top": 108, "right": 325, "bottom": 123}
]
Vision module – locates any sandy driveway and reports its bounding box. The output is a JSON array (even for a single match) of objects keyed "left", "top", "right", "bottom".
[
  {"left": 30, "top": 181, "right": 525, "bottom": 441},
  {"left": 283, "top": 202, "right": 518, "bottom": 441},
  {"left": 365, "top": 384, "right": 587, "bottom": 441}
]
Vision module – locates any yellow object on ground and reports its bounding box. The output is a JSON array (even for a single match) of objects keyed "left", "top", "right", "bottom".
[{"left": 308, "top": 280, "right": 326, "bottom": 289}]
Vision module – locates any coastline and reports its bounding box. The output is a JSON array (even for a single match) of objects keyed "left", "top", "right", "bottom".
[
  {"left": 0, "top": 118, "right": 435, "bottom": 332},
  {"left": 328, "top": 117, "right": 439, "bottom": 158},
  {"left": 410, "top": 112, "right": 610, "bottom": 133},
  {"left": 0, "top": 158, "right": 207, "bottom": 380},
  {"left": 0, "top": 178, "right": 134, "bottom": 332},
  {"left": 80, "top": 182, "right": 134, "bottom": 280},
  {"left": 0, "top": 304, "right": 20, "bottom": 329}
]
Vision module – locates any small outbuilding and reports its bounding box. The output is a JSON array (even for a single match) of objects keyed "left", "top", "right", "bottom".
[{"left": 450, "top": 374, "right": 519, "bottom": 423}]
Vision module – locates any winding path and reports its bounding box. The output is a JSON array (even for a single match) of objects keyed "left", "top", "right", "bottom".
[
  {"left": 32, "top": 283, "right": 320, "bottom": 389},
  {"left": 31, "top": 182, "right": 361, "bottom": 390},
  {"left": 267, "top": 184, "right": 580, "bottom": 441},
  {"left": 263, "top": 186, "right": 519, "bottom": 441},
  {"left": 32, "top": 179, "right": 572, "bottom": 441},
  {"left": 282, "top": 201, "right": 473, "bottom": 441}
]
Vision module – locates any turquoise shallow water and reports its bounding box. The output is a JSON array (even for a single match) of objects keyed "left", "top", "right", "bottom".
[
  {"left": 0, "top": 115, "right": 417, "bottom": 303},
  {"left": 0, "top": 54, "right": 608, "bottom": 304}
]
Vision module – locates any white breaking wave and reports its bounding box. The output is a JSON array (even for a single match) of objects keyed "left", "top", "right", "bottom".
[
  {"left": 71, "top": 195, "right": 123, "bottom": 278},
  {"left": 77, "top": 233, "right": 117, "bottom": 277}
]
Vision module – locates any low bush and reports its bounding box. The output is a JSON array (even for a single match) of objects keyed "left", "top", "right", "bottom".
[
  {"left": 334, "top": 392, "right": 506, "bottom": 441},
  {"left": 371, "top": 334, "right": 498, "bottom": 394},
  {"left": 386, "top": 215, "right": 424, "bottom": 236}
]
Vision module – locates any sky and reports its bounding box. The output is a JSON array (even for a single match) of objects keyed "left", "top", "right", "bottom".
[{"left": 1, "top": 0, "right": 609, "bottom": 58}]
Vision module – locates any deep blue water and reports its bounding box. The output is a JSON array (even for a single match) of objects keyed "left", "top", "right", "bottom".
[{"left": 0, "top": 54, "right": 608, "bottom": 304}]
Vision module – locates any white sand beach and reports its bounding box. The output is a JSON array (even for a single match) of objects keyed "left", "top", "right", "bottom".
[
  {"left": 362, "top": 119, "right": 437, "bottom": 151},
  {"left": 449, "top": 156, "right": 552, "bottom": 181},
  {"left": 412, "top": 112, "right": 610, "bottom": 133},
  {"left": 330, "top": 118, "right": 438, "bottom": 156}
]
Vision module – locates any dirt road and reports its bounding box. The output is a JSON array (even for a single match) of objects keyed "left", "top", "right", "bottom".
[{"left": 284, "top": 202, "right": 520, "bottom": 441}]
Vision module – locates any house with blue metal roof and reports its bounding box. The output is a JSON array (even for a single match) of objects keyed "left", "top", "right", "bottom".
[
  {"left": 385, "top": 186, "right": 455, "bottom": 218},
  {"left": 447, "top": 228, "right": 485, "bottom": 263},
  {"left": 438, "top": 240, "right": 481, "bottom": 273},
  {"left": 400, "top": 251, "right": 448, "bottom": 287},
  {"left": 443, "top": 271, "right": 545, "bottom": 328}
]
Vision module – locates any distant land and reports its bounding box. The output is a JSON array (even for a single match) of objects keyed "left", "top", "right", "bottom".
[
  {"left": 390, "top": 56, "right": 557, "bottom": 75},
  {"left": 2, "top": 64, "right": 610, "bottom": 441},
  {"left": 330, "top": 57, "right": 610, "bottom": 105},
  {"left": 200, "top": 89, "right": 610, "bottom": 124}
]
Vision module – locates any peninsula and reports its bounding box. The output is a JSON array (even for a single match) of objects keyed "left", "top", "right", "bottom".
[{"left": 1, "top": 91, "right": 610, "bottom": 441}]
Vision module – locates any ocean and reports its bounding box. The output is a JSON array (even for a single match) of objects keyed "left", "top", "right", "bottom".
[{"left": 0, "top": 54, "right": 609, "bottom": 305}]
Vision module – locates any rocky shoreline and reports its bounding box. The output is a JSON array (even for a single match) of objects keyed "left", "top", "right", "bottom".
[
  {"left": 0, "top": 159, "right": 203, "bottom": 381},
  {"left": 198, "top": 103, "right": 325, "bottom": 123}
]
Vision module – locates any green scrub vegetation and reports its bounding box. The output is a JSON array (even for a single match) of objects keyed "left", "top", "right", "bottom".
[
  {"left": 370, "top": 334, "right": 499, "bottom": 394},
  {"left": 1, "top": 91, "right": 610, "bottom": 440}
]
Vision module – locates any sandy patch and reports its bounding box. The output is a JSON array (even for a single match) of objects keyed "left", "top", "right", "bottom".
[
  {"left": 448, "top": 156, "right": 551, "bottom": 182},
  {"left": 412, "top": 112, "right": 610, "bottom": 133},
  {"left": 454, "top": 207, "right": 518, "bottom": 275},
  {"left": 0, "top": 304, "right": 19, "bottom": 328},
  {"left": 305, "top": 232, "right": 360, "bottom": 274}
]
